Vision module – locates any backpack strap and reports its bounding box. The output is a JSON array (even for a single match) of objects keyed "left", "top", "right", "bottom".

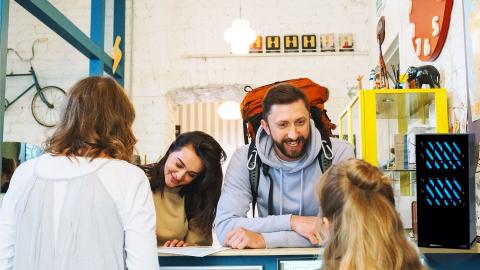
[
  {"left": 263, "top": 165, "right": 274, "bottom": 215},
  {"left": 247, "top": 142, "right": 261, "bottom": 217},
  {"left": 248, "top": 142, "right": 274, "bottom": 217},
  {"left": 318, "top": 138, "right": 333, "bottom": 173},
  {"left": 243, "top": 120, "right": 250, "bottom": 144}
]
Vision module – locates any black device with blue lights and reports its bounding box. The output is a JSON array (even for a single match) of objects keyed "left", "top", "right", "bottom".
[{"left": 416, "top": 133, "right": 476, "bottom": 249}]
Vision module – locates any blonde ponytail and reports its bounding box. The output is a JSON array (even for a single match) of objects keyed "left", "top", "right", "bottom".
[{"left": 318, "top": 159, "right": 425, "bottom": 270}]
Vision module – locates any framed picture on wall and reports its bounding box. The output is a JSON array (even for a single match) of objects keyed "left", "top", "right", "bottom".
[
  {"left": 320, "top": 33, "right": 335, "bottom": 52},
  {"left": 249, "top": 35, "right": 263, "bottom": 53},
  {"left": 339, "top": 33, "right": 354, "bottom": 52}
]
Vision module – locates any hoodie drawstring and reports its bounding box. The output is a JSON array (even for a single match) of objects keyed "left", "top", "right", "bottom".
[
  {"left": 300, "top": 169, "right": 304, "bottom": 216},
  {"left": 280, "top": 170, "right": 284, "bottom": 215}
]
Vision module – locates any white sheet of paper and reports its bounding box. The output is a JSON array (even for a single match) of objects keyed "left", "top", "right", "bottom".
[{"left": 157, "top": 246, "right": 230, "bottom": 257}]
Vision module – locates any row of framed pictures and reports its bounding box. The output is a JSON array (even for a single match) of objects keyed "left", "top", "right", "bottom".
[{"left": 249, "top": 33, "right": 354, "bottom": 53}]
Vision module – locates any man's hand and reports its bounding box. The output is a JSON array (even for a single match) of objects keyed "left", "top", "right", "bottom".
[
  {"left": 290, "top": 215, "right": 324, "bottom": 245},
  {"left": 163, "top": 239, "right": 189, "bottom": 247},
  {"left": 224, "top": 227, "right": 266, "bottom": 249}
]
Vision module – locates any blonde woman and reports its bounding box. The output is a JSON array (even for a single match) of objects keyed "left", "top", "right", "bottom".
[
  {"left": 317, "top": 159, "right": 426, "bottom": 270},
  {"left": 0, "top": 77, "right": 159, "bottom": 270}
]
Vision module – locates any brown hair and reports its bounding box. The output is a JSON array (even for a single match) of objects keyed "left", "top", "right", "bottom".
[
  {"left": 142, "top": 131, "right": 226, "bottom": 234},
  {"left": 318, "top": 159, "right": 425, "bottom": 270},
  {"left": 45, "top": 76, "right": 136, "bottom": 161},
  {"left": 262, "top": 83, "right": 310, "bottom": 121}
]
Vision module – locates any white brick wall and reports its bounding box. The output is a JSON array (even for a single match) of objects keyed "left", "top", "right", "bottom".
[
  {"left": 131, "top": 0, "right": 372, "bottom": 155},
  {"left": 5, "top": 1, "right": 90, "bottom": 145},
  {"left": 5, "top": 0, "right": 372, "bottom": 158}
]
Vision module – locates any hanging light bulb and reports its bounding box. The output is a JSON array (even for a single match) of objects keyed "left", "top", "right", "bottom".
[
  {"left": 224, "top": 18, "right": 257, "bottom": 55},
  {"left": 217, "top": 101, "right": 241, "bottom": 120}
]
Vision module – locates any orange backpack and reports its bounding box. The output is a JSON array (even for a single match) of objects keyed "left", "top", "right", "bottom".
[{"left": 240, "top": 78, "right": 336, "bottom": 144}]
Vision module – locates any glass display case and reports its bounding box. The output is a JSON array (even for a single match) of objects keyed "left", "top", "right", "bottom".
[{"left": 338, "top": 89, "right": 448, "bottom": 228}]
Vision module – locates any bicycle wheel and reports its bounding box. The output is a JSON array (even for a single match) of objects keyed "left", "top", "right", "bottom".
[{"left": 31, "top": 86, "right": 66, "bottom": 127}]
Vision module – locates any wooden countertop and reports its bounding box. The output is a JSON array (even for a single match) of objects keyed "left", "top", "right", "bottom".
[
  {"left": 158, "top": 243, "right": 480, "bottom": 257},
  {"left": 208, "top": 247, "right": 322, "bottom": 256},
  {"left": 420, "top": 242, "right": 480, "bottom": 254},
  {"left": 157, "top": 247, "right": 321, "bottom": 257}
]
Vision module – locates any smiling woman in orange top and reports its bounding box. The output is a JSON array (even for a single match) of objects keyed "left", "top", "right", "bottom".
[{"left": 142, "top": 131, "right": 226, "bottom": 247}]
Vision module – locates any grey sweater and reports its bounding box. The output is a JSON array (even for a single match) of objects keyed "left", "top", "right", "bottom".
[{"left": 215, "top": 120, "right": 355, "bottom": 248}]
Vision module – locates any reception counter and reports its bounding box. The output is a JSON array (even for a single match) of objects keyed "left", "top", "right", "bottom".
[
  {"left": 419, "top": 243, "right": 480, "bottom": 269},
  {"left": 158, "top": 244, "right": 480, "bottom": 270}
]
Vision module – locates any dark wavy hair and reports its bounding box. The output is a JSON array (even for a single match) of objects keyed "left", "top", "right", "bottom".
[
  {"left": 143, "top": 131, "right": 226, "bottom": 234},
  {"left": 44, "top": 76, "right": 136, "bottom": 161}
]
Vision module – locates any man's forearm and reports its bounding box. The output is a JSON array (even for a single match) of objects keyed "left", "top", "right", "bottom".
[
  {"left": 216, "top": 214, "right": 292, "bottom": 244},
  {"left": 261, "top": 231, "right": 314, "bottom": 248}
]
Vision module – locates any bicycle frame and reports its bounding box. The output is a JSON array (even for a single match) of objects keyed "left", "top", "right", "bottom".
[{"left": 5, "top": 67, "right": 54, "bottom": 108}]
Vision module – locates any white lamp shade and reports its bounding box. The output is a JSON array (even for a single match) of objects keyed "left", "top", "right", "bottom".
[
  {"left": 217, "top": 101, "right": 241, "bottom": 120},
  {"left": 224, "top": 19, "right": 257, "bottom": 55}
]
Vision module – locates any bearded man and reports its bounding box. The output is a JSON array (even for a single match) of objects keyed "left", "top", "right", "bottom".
[{"left": 215, "top": 83, "right": 354, "bottom": 249}]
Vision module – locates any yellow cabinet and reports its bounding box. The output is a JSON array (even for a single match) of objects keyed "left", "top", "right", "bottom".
[
  {"left": 338, "top": 89, "right": 448, "bottom": 225},
  {"left": 338, "top": 89, "right": 448, "bottom": 167}
]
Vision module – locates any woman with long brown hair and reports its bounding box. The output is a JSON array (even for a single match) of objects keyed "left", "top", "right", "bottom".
[
  {"left": 143, "top": 131, "right": 226, "bottom": 247},
  {"left": 0, "top": 77, "right": 158, "bottom": 270},
  {"left": 318, "top": 159, "right": 425, "bottom": 270}
]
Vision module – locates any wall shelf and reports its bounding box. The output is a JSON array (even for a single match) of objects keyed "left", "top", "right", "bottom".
[{"left": 182, "top": 50, "right": 369, "bottom": 59}]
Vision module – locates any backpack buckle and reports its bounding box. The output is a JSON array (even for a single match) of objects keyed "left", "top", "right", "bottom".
[
  {"left": 321, "top": 139, "right": 334, "bottom": 160},
  {"left": 247, "top": 149, "right": 258, "bottom": 170}
]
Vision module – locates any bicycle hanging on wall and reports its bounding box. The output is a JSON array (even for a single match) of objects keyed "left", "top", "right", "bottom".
[{"left": 5, "top": 38, "right": 66, "bottom": 127}]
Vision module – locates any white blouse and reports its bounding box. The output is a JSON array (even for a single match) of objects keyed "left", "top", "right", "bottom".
[{"left": 0, "top": 154, "right": 159, "bottom": 270}]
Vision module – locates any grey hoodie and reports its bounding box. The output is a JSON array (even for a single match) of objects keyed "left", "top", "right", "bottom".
[{"left": 215, "top": 120, "right": 354, "bottom": 248}]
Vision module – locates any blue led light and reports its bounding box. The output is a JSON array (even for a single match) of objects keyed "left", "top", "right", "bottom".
[
  {"left": 438, "top": 141, "right": 451, "bottom": 160},
  {"left": 435, "top": 141, "right": 443, "bottom": 150},
  {"left": 452, "top": 142, "right": 461, "bottom": 154},
  {"left": 451, "top": 161, "right": 456, "bottom": 169},
  {"left": 426, "top": 161, "right": 432, "bottom": 169},
  {"left": 452, "top": 189, "right": 460, "bottom": 200},
  {"left": 426, "top": 149, "right": 435, "bottom": 160},
  {"left": 426, "top": 185, "right": 436, "bottom": 199},
  {"left": 434, "top": 149, "right": 443, "bottom": 161},
  {"left": 445, "top": 179, "right": 453, "bottom": 190},
  {"left": 434, "top": 185, "right": 444, "bottom": 199},
  {"left": 443, "top": 187, "right": 452, "bottom": 199},
  {"left": 420, "top": 140, "right": 466, "bottom": 208},
  {"left": 444, "top": 141, "right": 453, "bottom": 153},
  {"left": 453, "top": 179, "right": 462, "bottom": 192},
  {"left": 436, "top": 179, "right": 443, "bottom": 188}
]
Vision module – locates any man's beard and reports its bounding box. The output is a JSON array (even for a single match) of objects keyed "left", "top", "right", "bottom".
[{"left": 273, "top": 136, "right": 309, "bottom": 160}]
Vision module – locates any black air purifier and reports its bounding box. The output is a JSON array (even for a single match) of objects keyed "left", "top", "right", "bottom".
[{"left": 416, "top": 134, "right": 476, "bottom": 249}]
